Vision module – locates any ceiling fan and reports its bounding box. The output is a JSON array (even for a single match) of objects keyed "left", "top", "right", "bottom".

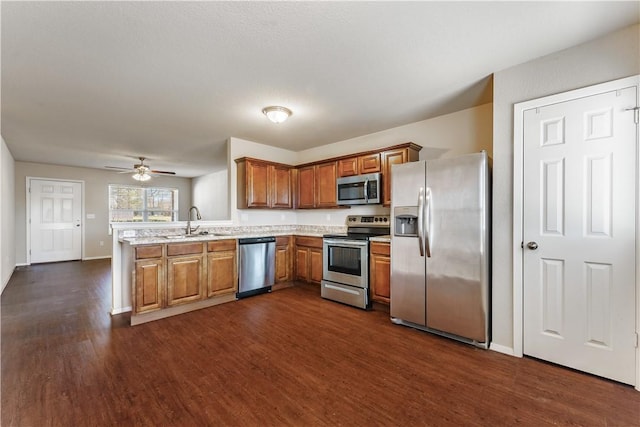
[{"left": 105, "top": 157, "right": 176, "bottom": 181}]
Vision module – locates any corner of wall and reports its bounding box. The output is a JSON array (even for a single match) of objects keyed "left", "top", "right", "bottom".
[{"left": 0, "top": 136, "right": 17, "bottom": 294}]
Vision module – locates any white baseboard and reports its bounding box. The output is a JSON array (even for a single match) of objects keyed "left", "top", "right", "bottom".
[
  {"left": 111, "top": 306, "right": 132, "bottom": 315},
  {"left": 15, "top": 262, "right": 29, "bottom": 267},
  {"left": 489, "top": 342, "right": 517, "bottom": 357},
  {"left": 83, "top": 256, "right": 112, "bottom": 261}
]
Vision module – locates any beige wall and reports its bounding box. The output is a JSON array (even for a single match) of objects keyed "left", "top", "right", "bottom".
[
  {"left": 14, "top": 162, "right": 192, "bottom": 264},
  {"left": 192, "top": 169, "right": 229, "bottom": 221},
  {"left": 491, "top": 23, "right": 640, "bottom": 352},
  {"left": 221, "top": 104, "right": 493, "bottom": 227},
  {"left": 1, "top": 137, "right": 16, "bottom": 292}
]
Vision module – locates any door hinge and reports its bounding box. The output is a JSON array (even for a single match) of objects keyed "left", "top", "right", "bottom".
[
  {"left": 635, "top": 333, "right": 639, "bottom": 348},
  {"left": 625, "top": 107, "right": 639, "bottom": 124}
]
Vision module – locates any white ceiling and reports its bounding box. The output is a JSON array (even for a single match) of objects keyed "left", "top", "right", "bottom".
[{"left": 2, "top": 1, "right": 638, "bottom": 177}]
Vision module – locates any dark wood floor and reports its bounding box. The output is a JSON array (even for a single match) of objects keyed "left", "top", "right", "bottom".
[{"left": 2, "top": 260, "right": 639, "bottom": 426}]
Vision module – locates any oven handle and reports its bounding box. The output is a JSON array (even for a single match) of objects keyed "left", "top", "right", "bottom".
[{"left": 323, "top": 239, "right": 369, "bottom": 247}]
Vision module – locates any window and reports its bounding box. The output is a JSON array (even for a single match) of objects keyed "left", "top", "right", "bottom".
[{"left": 109, "top": 185, "right": 179, "bottom": 222}]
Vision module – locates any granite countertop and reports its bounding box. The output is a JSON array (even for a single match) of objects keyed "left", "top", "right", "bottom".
[
  {"left": 369, "top": 235, "right": 391, "bottom": 243},
  {"left": 121, "top": 230, "right": 328, "bottom": 245}
]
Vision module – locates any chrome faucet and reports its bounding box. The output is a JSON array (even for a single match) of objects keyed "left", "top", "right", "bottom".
[{"left": 186, "top": 206, "right": 202, "bottom": 235}]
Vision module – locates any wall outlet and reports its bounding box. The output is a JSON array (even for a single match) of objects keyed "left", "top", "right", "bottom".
[
  {"left": 241, "top": 213, "right": 249, "bottom": 222},
  {"left": 99, "top": 241, "right": 104, "bottom": 246},
  {"left": 86, "top": 213, "right": 96, "bottom": 219},
  {"left": 326, "top": 214, "right": 331, "bottom": 222}
]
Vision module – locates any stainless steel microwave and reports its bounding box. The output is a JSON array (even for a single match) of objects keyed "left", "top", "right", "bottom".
[{"left": 336, "top": 172, "right": 382, "bottom": 205}]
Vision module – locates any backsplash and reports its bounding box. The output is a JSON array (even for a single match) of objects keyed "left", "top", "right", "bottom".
[{"left": 116, "top": 224, "right": 347, "bottom": 239}]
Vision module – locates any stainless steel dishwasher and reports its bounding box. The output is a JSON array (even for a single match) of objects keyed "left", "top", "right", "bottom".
[{"left": 237, "top": 236, "right": 276, "bottom": 298}]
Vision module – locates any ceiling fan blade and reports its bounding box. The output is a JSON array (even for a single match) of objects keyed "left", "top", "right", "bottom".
[
  {"left": 104, "top": 166, "right": 132, "bottom": 171},
  {"left": 150, "top": 170, "right": 176, "bottom": 175}
]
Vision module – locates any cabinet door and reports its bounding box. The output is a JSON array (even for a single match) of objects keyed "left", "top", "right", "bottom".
[
  {"left": 309, "top": 248, "right": 323, "bottom": 284},
  {"left": 166, "top": 255, "right": 204, "bottom": 306},
  {"left": 315, "top": 162, "right": 337, "bottom": 208},
  {"left": 271, "top": 165, "right": 293, "bottom": 208},
  {"left": 382, "top": 148, "right": 408, "bottom": 207},
  {"left": 295, "top": 247, "right": 309, "bottom": 281},
  {"left": 207, "top": 250, "right": 237, "bottom": 297},
  {"left": 359, "top": 153, "right": 381, "bottom": 174},
  {"left": 338, "top": 157, "right": 358, "bottom": 177},
  {"left": 134, "top": 259, "right": 164, "bottom": 314},
  {"left": 297, "top": 166, "right": 316, "bottom": 208},
  {"left": 275, "top": 236, "right": 292, "bottom": 283},
  {"left": 370, "top": 252, "right": 391, "bottom": 304},
  {"left": 246, "top": 160, "right": 270, "bottom": 208}
]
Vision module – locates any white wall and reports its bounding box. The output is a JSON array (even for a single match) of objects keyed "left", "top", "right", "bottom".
[
  {"left": 491, "top": 23, "right": 639, "bottom": 352},
  {"left": 1, "top": 136, "right": 16, "bottom": 293},
  {"left": 14, "top": 162, "right": 193, "bottom": 265},
  {"left": 193, "top": 169, "right": 229, "bottom": 221}
]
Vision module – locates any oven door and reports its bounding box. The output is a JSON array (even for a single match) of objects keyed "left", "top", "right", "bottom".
[{"left": 322, "top": 238, "right": 369, "bottom": 288}]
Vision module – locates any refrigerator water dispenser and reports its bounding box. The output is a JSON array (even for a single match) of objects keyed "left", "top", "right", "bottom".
[{"left": 394, "top": 206, "right": 418, "bottom": 236}]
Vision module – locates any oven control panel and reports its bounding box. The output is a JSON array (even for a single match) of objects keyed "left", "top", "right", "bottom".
[{"left": 346, "top": 215, "right": 390, "bottom": 227}]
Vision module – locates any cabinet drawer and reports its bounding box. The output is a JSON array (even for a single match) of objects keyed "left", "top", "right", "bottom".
[
  {"left": 167, "top": 242, "right": 204, "bottom": 256},
  {"left": 207, "top": 239, "right": 236, "bottom": 252},
  {"left": 275, "top": 236, "right": 291, "bottom": 246},
  {"left": 370, "top": 241, "right": 390, "bottom": 256},
  {"left": 295, "top": 236, "right": 323, "bottom": 249},
  {"left": 135, "top": 245, "right": 163, "bottom": 260}
]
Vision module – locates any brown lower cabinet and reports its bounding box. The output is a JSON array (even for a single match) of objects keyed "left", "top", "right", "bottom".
[
  {"left": 294, "top": 236, "right": 323, "bottom": 284},
  {"left": 275, "top": 236, "right": 293, "bottom": 283},
  {"left": 134, "top": 257, "right": 164, "bottom": 314},
  {"left": 132, "top": 240, "right": 237, "bottom": 315},
  {"left": 207, "top": 240, "right": 238, "bottom": 297},
  {"left": 370, "top": 241, "right": 390, "bottom": 304},
  {"left": 166, "top": 242, "right": 205, "bottom": 307}
]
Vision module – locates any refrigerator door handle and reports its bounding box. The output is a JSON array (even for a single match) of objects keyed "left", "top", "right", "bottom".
[
  {"left": 417, "top": 187, "right": 425, "bottom": 256},
  {"left": 424, "top": 187, "right": 432, "bottom": 257}
]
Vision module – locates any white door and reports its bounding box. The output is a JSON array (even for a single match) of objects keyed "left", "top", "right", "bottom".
[
  {"left": 523, "top": 86, "right": 637, "bottom": 385},
  {"left": 30, "top": 179, "right": 82, "bottom": 263}
]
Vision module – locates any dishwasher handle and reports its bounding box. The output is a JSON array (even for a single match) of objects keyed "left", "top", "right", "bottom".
[{"left": 238, "top": 236, "right": 276, "bottom": 245}]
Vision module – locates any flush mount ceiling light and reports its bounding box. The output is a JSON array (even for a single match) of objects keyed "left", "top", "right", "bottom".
[{"left": 262, "top": 106, "right": 292, "bottom": 124}]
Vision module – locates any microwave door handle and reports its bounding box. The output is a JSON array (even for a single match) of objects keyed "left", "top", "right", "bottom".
[
  {"left": 363, "top": 178, "right": 369, "bottom": 202},
  {"left": 417, "top": 187, "right": 425, "bottom": 257}
]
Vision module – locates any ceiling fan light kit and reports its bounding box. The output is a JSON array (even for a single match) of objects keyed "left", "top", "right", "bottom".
[
  {"left": 262, "top": 106, "right": 292, "bottom": 124},
  {"left": 132, "top": 171, "right": 151, "bottom": 181}
]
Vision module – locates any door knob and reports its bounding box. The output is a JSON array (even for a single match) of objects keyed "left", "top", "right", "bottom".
[{"left": 527, "top": 241, "right": 538, "bottom": 250}]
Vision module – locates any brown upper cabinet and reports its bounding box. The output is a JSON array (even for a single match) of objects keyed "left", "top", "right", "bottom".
[
  {"left": 236, "top": 142, "right": 421, "bottom": 210},
  {"left": 381, "top": 144, "right": 421, "bottom": 207},
  {"left": 338, "top": 153, "right": 381, "bottom": 177},
  {"left": 296, "top": 161, "right": 338, "bottom": 209},
  {"left": 236, "top": 158, "right": 293, "bottom": 209}
]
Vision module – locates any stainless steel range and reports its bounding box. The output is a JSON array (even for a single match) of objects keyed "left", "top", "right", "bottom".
[{"left": 321, "top": 215, "right": 390, "bottom": 309}]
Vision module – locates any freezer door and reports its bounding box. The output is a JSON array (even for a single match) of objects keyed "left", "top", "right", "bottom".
[
  {"left": 425, "top": 152, "right": 490, "bottom": 343},
  {"left": 390, "top": 161, "right": 427, "bottom": 326}
]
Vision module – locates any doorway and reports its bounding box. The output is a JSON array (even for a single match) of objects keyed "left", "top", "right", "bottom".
[
  {"left": 513, "top": 75, "right": 639, "bottom": 387},
  {"left": 28, "top": 178, "right": 83, "bottom": 264}
]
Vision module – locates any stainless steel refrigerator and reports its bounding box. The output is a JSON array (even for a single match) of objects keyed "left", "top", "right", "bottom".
[{"left": 390, "top": 151, "right": 491, "bottom": 348}]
